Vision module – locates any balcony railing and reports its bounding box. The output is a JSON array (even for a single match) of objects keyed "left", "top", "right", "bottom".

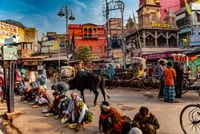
[{"left": 83, "top": 34, "right": 98, "bottom": 39}]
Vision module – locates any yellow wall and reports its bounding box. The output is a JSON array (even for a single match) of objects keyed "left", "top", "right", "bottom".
[
  {"left": 18, "top": 27, "right": 25, "bottom": 42},
  {"left": 0, "top": 21, "right": 18, "bottom": 39}
]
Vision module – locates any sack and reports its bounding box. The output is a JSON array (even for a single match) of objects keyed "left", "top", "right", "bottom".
[{"left": 85, "top": 110, "right": 93, "bottom": 123}]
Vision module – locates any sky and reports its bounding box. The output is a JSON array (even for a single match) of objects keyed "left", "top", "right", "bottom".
[{"left": 0, "top": 0, "right": 138, "bottom": 39}]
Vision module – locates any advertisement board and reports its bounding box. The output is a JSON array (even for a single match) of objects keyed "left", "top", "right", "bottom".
[
  {"left": 111, "top": 49, "right": 124, "bottom": 58},
  {"left": 0, "top": 22, "right": 18, "bottom": 39},
  {"left": 42, "top": 41, "right": 54, "bottom": 46},
  {"left": 190, "top": 35, "right": 200, "bottom": 46},
  {"left": 2, "top": 46, "right": 18, "bottom": 60}
]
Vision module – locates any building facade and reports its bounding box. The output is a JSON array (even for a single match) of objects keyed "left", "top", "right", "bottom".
[
  {"left": 0, "top": 20, "right": 38, "bottom": 58},
  {"left": 126, "top": 0, "right": 179, "bottom": 61},
  {"left": 176, "top": 2, "right": 200, "bottom": 47},
  {"left": 140, "top": 0, "right": 193, "bottom": 20},
  {"left": 68, "top": 23, "right": 107, "bottom": 59}
]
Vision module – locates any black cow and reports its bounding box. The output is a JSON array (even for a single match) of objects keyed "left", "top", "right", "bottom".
[{"left": 68, "top": 71, "right": 110, "bottom": 106}]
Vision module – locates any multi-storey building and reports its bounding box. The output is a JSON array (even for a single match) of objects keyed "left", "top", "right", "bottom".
[
  {"left": 68, "top": 23, "right": 107, "bottom": 59},
  {"left": 140, "top": 0, "right": 193, "bottom": 19},
  {"left": 126, "top": 0, "right": 180, "bottom": 61},
  {"left": 0, "top": 20, "right": 38, "bottom": 58},
  {"left": 176, "top": 1, "right": 200, "bottom": 47}
]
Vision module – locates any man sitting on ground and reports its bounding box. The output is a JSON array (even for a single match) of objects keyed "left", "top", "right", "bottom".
[
  {"left": 132, "top": 106, "right": 159, "bottom": 134},
  {"left": 63, "top": 92, "right": 88, "bottom": 131},
  {"left": 99, "top": 101, "right": 131, "bottom": 134}
]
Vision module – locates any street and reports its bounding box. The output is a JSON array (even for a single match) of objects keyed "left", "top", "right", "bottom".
[{"left": 0, "top": 81, "right": 199, "bottom": 134}]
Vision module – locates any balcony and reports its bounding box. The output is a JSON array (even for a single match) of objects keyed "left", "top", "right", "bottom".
[{"left": 83, "top": 34, "right": 98, "bottom": 39}]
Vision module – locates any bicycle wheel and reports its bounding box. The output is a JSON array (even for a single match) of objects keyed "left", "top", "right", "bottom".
[
  {"left": 180, "top": 104, "right": 200, "bottom": 134},
  {"left": 137, "top": 78, "right": 145, "bottom": 91},
  {"left": 182, "top": 78, "right": 189, "bottom": 94}
]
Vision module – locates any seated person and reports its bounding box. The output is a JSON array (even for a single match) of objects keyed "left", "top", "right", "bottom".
[
  {"left": 137, "top": 66, "right": 144, "bottom": 78},
  {"left": 51, "top": 82, "right": 69, "bottom": 96},
  {"left": 35, "top": 86, "right": 51, "bottom": 106},
  {"left": 47, "top": 92, "right": 61, "bottom": 115},
  {"left": 44, "top": 94, "right": 71, "bottom": 120},
  {"left": 99, "top": 101, "right": 131, "bottom": 134},
  {"left": 132, "top": 106, "right": 160, "bottom": 134},
  {"left": 63, "top": 92, "right": 88, "bottom": 131}
]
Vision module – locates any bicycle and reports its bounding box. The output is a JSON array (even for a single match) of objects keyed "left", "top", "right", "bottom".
[
  {"left": 180, "top": 104, "right": 200, "bottom": 134},
  {"left": 182, "top": 73, "right": 197, "bottom": 94}
]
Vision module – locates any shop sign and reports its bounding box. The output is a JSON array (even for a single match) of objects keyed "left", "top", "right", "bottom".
[
  {"left": 89, "top": 54, "right": 100, "bottom": 59},
  {"left": 152, "top": 22, "right": 170, "bottom": 28},
  {"left": 42, "top": 41, "right": 54, "bottom": 46},
  {"left": 143, "top": 53, "right": 171, "bottom": 60},
  {"left": 2, "top": 46, "right": 18, "bottom": 60},
  {"left": 190, "top": 35, "right": 200, "bottom": 46},
  {"left": 111, "top": 49, "right": 124, "bottom": 58}
]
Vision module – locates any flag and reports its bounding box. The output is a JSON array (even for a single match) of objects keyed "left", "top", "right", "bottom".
[
  {"left": 182, "top": 38, "right": 188, "bottom": 43},
  {"left": 184, "top": 0, "right": 192, "bottom": 15},
  {"left": 196, "top": 0, "right": 200, "bottom": 4},
  {"left": 132, "top": 11, "right": 137, "bottom": 30},
  {"left": 132, "top": 10, "right": 142, "bottom": 48}
]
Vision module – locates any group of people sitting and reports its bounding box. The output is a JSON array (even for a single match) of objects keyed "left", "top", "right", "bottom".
[
  {"left": 43, "top": 91, "right": 93, "bottom": 131},
  {"left": 99, "top": 102, "right": 159, "bottom": 134}
]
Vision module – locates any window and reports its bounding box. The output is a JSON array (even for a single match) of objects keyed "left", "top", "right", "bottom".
[
  {"left": 104, "top": 46, "right": 107, "bottom": 52},
  {"left": 88, "top": 28, "right": 92, "bottom": 37},
  {"left": 89, "top": 46, "right": 92, "bottom": 52},
  {"left": 98, "top": 46, "right": 103, "bottom": 53},
  {"left": 197, "top": 12, "right": 200, "bottom": 22}
]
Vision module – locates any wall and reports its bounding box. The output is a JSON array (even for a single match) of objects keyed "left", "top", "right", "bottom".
[{"left": 160, "top": 0, "right": 181, "bottom": 19}]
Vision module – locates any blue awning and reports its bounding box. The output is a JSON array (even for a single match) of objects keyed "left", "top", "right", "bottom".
[{"left": 178, "top": 27, "right": 191, "bottom": 34}]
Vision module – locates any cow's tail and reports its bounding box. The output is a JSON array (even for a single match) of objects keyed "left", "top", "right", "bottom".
[{"left": 98, "top": 73, "right": 110, "bottom": 100}]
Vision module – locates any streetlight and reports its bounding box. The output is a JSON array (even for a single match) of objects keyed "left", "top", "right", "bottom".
[{"left": 58, "top": 2, "right": 75, "bottom": 71}]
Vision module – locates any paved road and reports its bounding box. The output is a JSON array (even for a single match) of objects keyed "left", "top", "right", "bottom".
[{"left": 2, "top": 81, "right": 200, "bottom": 134}]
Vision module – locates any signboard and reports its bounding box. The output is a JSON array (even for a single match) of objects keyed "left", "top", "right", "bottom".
[
  {"left": 0, "top": 22, "right": 18, "bottom": 39},
  {"left": 42, "top": 41, "right": 54, "bottom": 46},
  {"left": 111, "top": 49, "right": 124, "bottom": 58},
  {"left": 89, "top": 54, "right": 100, "bottom": 59},
  {"left": 191, "top": 3, "right": 200, "bottom": 10},
  {"left": 143, "top": 53, "right": 172, "bottom": 60},
  {"left": 152, "top": 22, "right": 170, "bottom": 28},
  {"left": 3, "top": 46, "right": 18, "bottom": 60},
  {"left": 190, "top": 35, "right": 200, "bottom": 46}
]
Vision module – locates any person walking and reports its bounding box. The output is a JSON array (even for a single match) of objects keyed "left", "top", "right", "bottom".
[
  {"left": 107, "top": 63, "right": 115, "bottom": 89},
  {"left": 162, "top": 62, "right": 176, "bottom": 103}
]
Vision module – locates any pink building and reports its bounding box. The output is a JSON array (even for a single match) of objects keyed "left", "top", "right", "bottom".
[
  {"left": 160, "top": 0, "right": 193, "bottom": 19},
  {"left": 139, "top": 0, "right": 193, "bottom": 20},
  {"left": 160, "top": 0, "right": 181, "bottom": 19}
]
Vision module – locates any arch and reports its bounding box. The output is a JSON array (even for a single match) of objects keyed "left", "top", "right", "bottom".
[
  {"left": 168, "top": 36, "right": 177, "bottom": 47},
  {"left": 88, "top": 28, "right": 92, "bottom": 37},
  {"left": 157, "top": 35, "right": 167, "bottom": 47},
  {"left": 168, "top": 34, "right": 177, "bottom": 39},
  {"left": 146, "top": 34, "right": 155, "bottom": 48},
  {"left": 145, "top": 32, "right": 155, "bottom": 38},
  {"left": 157, "top": 33, "right": 166, "bottom": 38}
]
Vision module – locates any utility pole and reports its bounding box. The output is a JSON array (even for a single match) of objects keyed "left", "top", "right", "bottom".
[{"left": 103, "top": 0, "right": 125, "bottom": 65}]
